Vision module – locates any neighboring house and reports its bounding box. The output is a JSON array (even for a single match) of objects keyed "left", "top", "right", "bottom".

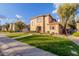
[
  {"left": 2, "top": 23, "right": 16, "bottom": 32},
  {"left": 9, "top": 23, "right": 16, "bottom": 31},
  {"left": 30, "top": 14, "right": 62, "bottom": 34},
  {"left": 1, "top": 20, "right": 29, "bottom": 32},
  {"left": 2, "top": 25, "right": 7, "bottom": 31}
]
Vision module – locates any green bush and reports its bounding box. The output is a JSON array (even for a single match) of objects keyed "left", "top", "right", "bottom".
[{"left": 73, "top": 32, "right": 79, "bottom": 37}]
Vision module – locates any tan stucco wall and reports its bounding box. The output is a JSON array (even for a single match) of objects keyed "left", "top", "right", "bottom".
[
  {"left": 49, "top": 24, "right": 60, "bottom": 34},
  {"left": 45, "top": 16, "right": 50, "bottom": 33},
  {"left": 30, "top": 16, "right": 44, "bottom": 33},
  {"left": 77, "top": 23, "right": 79, "bottom": 32},
  {"left": 30, "top": 18, "right": 37, "bottom": 31},
  {"left": 30, "top": 15, "right": 60, "bottom": 34},
  {"left": 36, "top": 17, "right": 44, "bottom": 33}
]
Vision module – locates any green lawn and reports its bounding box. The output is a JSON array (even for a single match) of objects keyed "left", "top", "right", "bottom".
[
  {"left": 72, "top": 32, "right": 79, "bottom": 37},
  {"left": 15, "top": 34, "right": 79, "bottom": 56},
  {"left": 6, "top": 32, "right": 29, "bottom": 38}
]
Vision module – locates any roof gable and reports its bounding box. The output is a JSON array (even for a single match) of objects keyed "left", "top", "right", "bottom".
[{"left": 30, "top": 14, "right": 57, "bottom": 22}]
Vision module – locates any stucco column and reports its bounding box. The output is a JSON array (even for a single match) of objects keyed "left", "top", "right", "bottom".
[{"left": 13, "top": 24, "right": 15, "bottom": 31}]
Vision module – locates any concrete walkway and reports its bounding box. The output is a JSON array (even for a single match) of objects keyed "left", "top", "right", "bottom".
[
  {"left": 0, "top": 34, "right": 56, "bottom": 56},
  {"left": 68, "top": 35, "right": 79, "bottom": 45}
]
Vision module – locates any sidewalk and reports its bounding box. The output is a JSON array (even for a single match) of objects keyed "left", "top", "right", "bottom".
[
  {"left": 0, "top": 34, "right": 56, "bottom": 56},
  {"left": 68, "top": 35, "right": 79, "bottom": 45}
]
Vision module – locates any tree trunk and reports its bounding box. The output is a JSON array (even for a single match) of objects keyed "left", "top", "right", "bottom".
[
  {"left": 63, "top": 19, "right": 68, "bottom": 35},
  {"left": 64, "top": 24, "right": 68, "bottom": 35}
]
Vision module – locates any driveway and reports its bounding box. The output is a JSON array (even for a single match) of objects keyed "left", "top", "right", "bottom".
[{"left": 0, "top": 34, "right": 56, "bottom": 56}]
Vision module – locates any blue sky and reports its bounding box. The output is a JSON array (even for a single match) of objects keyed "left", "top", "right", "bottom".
[{"left": 0, "top": 3, "right": 78, "bottom": 25}]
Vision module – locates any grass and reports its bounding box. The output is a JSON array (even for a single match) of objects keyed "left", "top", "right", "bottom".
[
  {"left": 16, "top": 34, "right": 79, "bottom": 56},
  {"left": 72, "top": 32, "right": 79, "bottom": 37},
  {"left": 6, "top": 32, "right": 29, "bottom": 38}
]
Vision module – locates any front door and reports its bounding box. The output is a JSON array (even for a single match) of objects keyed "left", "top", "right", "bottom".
[{"left": 36, "top": 26, "right": 41, "bottom": 33}]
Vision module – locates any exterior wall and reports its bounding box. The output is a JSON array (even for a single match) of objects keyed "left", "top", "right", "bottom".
[
  {"left": 30, "top": 18, "right": 37, "bottom": 32},
  {"left": 49, "top": 24, "right": 60, "bottom": 34},
  {"left": 30, "top": 15, "right": 60, "bottom": 34},
  {"left": 45, "top": 16, "right": 50, "bottom": 33},
  {"left": 77, "top": 23, "right": 79, "bottom": 32},
  {"left": 30, "top": 16, "right": 44, "bottom": 33},
  {"left": 36, "top": 17, "right": 44, "bottom": 33}
]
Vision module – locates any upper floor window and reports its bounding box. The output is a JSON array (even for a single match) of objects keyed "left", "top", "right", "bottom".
[
  {"left": 37, "top": 17, "right": 41, "bottom": 22},
  {"left": 50, "top": 26, "right": 55, "bottom": 30},
  {"left": 52, "top": 27, "right": 55, "bottom": 29}
]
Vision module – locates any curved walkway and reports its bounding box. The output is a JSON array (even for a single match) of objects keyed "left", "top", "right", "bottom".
[
  {"left": 68, "top": 35, "right": 79, "bottom": 45},
  {"left": 0, "top": 34, "right": 56, "bottom": 56}
]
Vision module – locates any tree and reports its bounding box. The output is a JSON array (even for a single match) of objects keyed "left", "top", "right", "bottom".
[
  {"left": 67, "top": 15, "right": 76, "bottom": 29},
  {"left": 15, "top": 21, "right": 26, "bottom": 32},
  {"left": 57, "top": 3, "right": 79, "bottom": 35}
]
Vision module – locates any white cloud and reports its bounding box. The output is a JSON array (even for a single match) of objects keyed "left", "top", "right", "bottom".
[
  {"left": 15, "top": 14, "right": 26, "bottom": 23},
  {"left": 57, "top": 19, "right": 60, "bottom": 22},
  {"left": 54, "top": 3, "right": 61, "bottom": 8},
  {"left": 16, "top": 14, "right": 22, "bottom": 18},
  {"left": 52, "top": 3, "right": 62, "bottom": 14},
  {"left": 52, "top": 9, "right": 57, "bottom": 14}
]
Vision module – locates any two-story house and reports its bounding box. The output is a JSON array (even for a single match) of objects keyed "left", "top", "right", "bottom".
[{"left": 30, "top": 14, "right": 62, "bottom": 34}]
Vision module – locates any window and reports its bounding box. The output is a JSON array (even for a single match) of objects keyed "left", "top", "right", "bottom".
[
  {"left": 50, "top": 26, "right": 55, "bottom": 30},
  {"left": 52, "top": 27, "right": 55, "bottom": 29},
  {"left": 37, "top": 18, "right": 41, "bottom": 22}
]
